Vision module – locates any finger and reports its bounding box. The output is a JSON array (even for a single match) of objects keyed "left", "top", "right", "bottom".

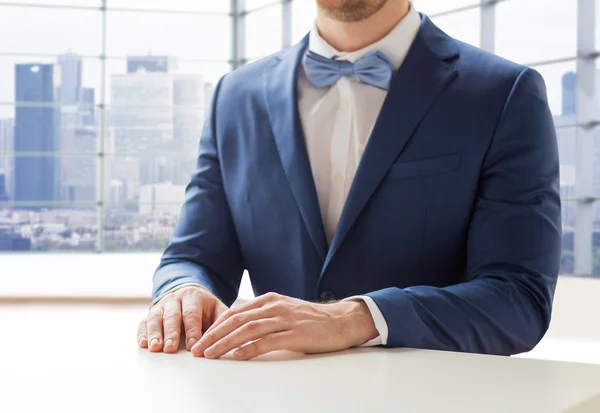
[
  {"left": 192, "top": 306, "right": 280, "bottom": 357},
  {"left": 182, "top": 294, "right": 203, "bottom": 351},
  {"left": 233, "top": 332, "right": 294, "bottom": 361},
  {"left": 162, "top": 299, "right": 183, "bottom": 353},
  {"left": 203, "top": 318, "right": 284, "bottom": 359},
  {"left": 147, "top": 305, "right": 164, "bottom": 352},
  {"left": 137, "top": 318, "right": 148, "bottom": 348},
  {"left": 205, "top": 292, "right": 280, "bottom": 336}
]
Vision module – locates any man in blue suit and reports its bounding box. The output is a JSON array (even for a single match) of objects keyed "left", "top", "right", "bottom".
[{"left": 137, "top": 0, "right": 561, "bottom": 360}]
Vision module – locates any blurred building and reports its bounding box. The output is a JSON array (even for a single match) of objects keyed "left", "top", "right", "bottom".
[
  {"left": 127, "top": 56, "right": 178, "bottom": 74},
  {"left": 0, "top": 229, "right": 31, "bottom": 251},
  {"left": 139, "top": 182, "right": 185, "bottom": 215},
  {"left": 61, "top": 126, "right": 97, "bottom": 204},
  {"left": 109, "top": 155, "right": 140, "bottom": 203},
  {"left": 56, "top": 54, "right": 98, "bottom": 205},
  {"left": 79, "top": 87, "right": 96, "bottom": 127},
  {"left": 0, "top": 171, "right": 9, "bottom": 202},
  {"left": 111, "top": 56, "right": 207, "bottom": 190},
  {"left": 561, "top": 71, "right": 600, "bottom": 117},
  {"left": 14, "top": 63, "right": 61, "bottom": 207},
  {"left": 110, "top": 70, "right": 174, "bottom": 185},
  {"left": 57, "top": 53, "right": 82, "bottom": 105},
  {"left": 0, "top": 118, "right": 14, "bottom": 199},
  {"left": 562, "top": 72, "right": 577, "bottom": 116},
  {"left": 173, "top": 74, "right": 205, "bottom": 184}
]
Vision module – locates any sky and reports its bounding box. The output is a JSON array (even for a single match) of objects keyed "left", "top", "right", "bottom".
[{"left": 0, "top": 0, "right": 597, "bottom": 118}]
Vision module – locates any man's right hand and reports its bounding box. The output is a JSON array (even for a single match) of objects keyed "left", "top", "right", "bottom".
[{"left": 137, "top": 286, "right": 228, "bottom": 353}]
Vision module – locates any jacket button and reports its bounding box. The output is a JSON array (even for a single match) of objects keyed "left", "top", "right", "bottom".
[{"left": 319, "top": 290, "right": 336, "bottom": 301}]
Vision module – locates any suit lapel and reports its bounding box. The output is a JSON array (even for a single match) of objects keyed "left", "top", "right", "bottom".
[
  {"left": 322, "top": 16, "right": 461, "bottom": 273},
  {"left": 264, "top": 36, "right": 329, "bottom": 262}
]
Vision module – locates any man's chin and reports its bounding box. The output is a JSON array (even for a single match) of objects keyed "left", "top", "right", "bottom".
[{"left": 316, "top": 0, "right": 390, "bottom": 23}]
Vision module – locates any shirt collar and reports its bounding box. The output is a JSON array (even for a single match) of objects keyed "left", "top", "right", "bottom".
[{"left": 307, "top": 4, "right": 421, "bottom": 71}]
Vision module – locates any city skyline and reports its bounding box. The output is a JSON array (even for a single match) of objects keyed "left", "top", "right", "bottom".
[
  {"left": 0, "top": 0, "right": 598, "bottom": 271},
  {"left": 0, "top": 50, "right": 213, "bottom": 252}
]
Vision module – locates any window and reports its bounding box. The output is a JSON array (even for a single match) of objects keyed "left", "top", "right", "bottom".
[
  {"left": 246, "top": 3, "right": 284, "bottom": 60},
  {"left": 495, "top": 0, "right": 577, "bottom": 64},
  {"left": 1, "top": 0, "right": 599, "bottom": 278},
  {"left": 0, "top": 1, "right": 231, "bottom": 253}
]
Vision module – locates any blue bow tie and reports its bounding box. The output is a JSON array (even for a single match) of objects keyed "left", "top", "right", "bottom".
[{"left": 303, "top": 50, "right": 394, "bottom": 90}]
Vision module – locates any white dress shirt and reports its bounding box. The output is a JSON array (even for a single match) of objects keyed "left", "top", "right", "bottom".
[
  {"left": 298, "top": 5, "right": 421, "bottom": 346},
  {"left": 154, "top": 5, "right": 421, "bottom": 348}
]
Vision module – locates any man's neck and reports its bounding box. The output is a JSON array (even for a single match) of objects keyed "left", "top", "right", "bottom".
[{"left": 315, "top": 0, "right": 410, "bottom": 52}]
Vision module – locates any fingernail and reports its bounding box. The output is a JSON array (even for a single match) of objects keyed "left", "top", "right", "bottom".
[
  {"left": 234, "top": 350, "right": 244, "bottom": 359},
  {"left": 165, "top": 339, "right": 174, "bottom": 349},
  {"left": 205, "top": 347, "right": 215, "bottom": 357},
  {"left": 187, "top": 338, "right": 197, "bottom": 349},
  {"left": 150, "top": 338, "right": 159, "bottom": 348},
  {"left": 139, "top": 337, "right": 147, "bottom": 346}
]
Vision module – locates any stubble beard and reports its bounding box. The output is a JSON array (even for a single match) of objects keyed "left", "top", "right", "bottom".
[{"left": 316, "top": 0, "right": 390, "bottom": 23}]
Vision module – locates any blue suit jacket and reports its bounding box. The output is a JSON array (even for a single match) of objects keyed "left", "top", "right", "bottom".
[{"left": 153, "top": 15, "right": 561, "bottom": 355}]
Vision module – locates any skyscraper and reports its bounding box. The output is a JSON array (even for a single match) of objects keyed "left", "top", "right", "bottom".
[
  {"left": 56, "top": 54, "right": 97, "bottom": 204},
  {"left": 111, "top": 62, "right": 174, "bottom": 188},
  {"left": 79, "top": 87, "right": 96, "bottom": 127},
  {"left": 57, "top": 53, "right": 82, "bottom": 105},
  {"left": 14, "top": 63, "right": 61, "bottom": 206},
  {"left": 562, "top": 72, "right": 576, "bottom": 116},
  {"left": 0, "top": 118, "right": 14, "bottom": 199},
  {"left": 0, "top": 171, "right": 9, "bottom": 202}
]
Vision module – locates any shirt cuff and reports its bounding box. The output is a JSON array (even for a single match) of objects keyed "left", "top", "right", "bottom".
[
  {"left": 344, "top": 295, "right": 389, "bottom": 347},
  {"left": 150, "top": 282, "right": 208, "bottom": 307}
]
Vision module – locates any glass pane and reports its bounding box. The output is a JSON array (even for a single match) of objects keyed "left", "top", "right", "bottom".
[
  {"left": 103, "top": 203, "right": 178, "bottom": 252},
  {"left": 104, "top": 58, "right": 227, "bottom": 107},
  {"left": 105, "top": 153, "right": 195, "bottom": 191},
  {"left": 103, "top": 154, "right": 188, "bottom": 252},
  {"left": 0, "top": 204, "right": 97, "bottom": 252},
  {"left": 417, "top": 0, "right": 479, "bottom": 16},
  {"left": 496, "top": 0, "right": 576, "bottom": 64},
  {"left": 561, "top": 202, "right": 575, "bottom": 275},
  {"left": 532, "top": 60, "right": 577, "bottom": 117},
  {"left": 3, "top": 1, "right": 99, "bottom": 8},
  {"left": 597, "top": 2, "right": 600, "bottom": 50},
  {"left": 104, "top": 62, "right": 224, "bottom": 154},
  {"left": 105, "top": 59, "right": 228, "bottom": 110},
  {"left": 429, "top": 7, "right": 480, "bottom": 48},
  {"left": 557, "top": 125, "right": 576, "bottom": 197},
  {"left": 107, "top": 0, "right": 230, "bottom": 13},
  {"left": 0, "top": 155, "right": 97, "bottom": 203},
  {"left": 0, "top": 5, "right": 102, "bottom": 55},
  {"left": 246, "top": 4, "right": 283, "bottom": 59},
  {"left": 0, "top": 56, "right": 100, "bottom": 123},
  {"left": 0, "top": 57, "right": 100, "bottom": 169},
  {"left": 106, "top": 10, "right": 231, "bottom": 60},
  {"left": 246, "top": 0, "right": 280, "bottom": 11},
  {"left": 292, "top": 0, "right": 316, "bottom": 44}
]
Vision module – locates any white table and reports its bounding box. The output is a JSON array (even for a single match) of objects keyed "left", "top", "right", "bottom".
[{"left": 1, "top": 303, "right": 600, "bottom": 413}]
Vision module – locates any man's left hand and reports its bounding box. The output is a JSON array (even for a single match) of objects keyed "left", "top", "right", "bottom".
[{"left": 191, "top": 292, "right": 379, "bottom": 360}]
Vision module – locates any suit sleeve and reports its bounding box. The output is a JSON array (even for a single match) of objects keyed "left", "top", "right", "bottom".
[
  {"left": 152, "top": 76, "right": 245, "bottom": 307},
  {"left": 366, "top": 68, "right": 562, "bottom": 355}
]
